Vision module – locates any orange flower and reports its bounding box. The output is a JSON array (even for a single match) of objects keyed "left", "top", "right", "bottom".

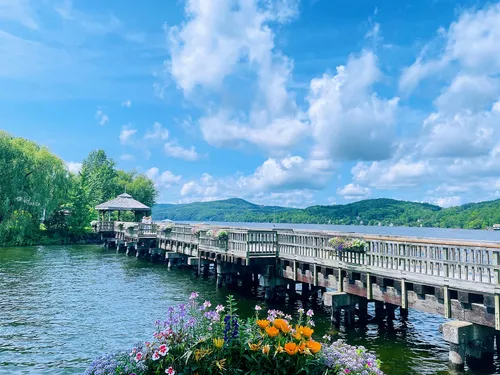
[
  {"left": 248, "top": 342, "right": 261, "bottom": 351},
  {"left": 280, "top": 323, "right": 291, "bottom": 333},
  {"left": 296, "top": 325, "right": 314, "bottom": 338},
  {"left": 273, "top": 319, "right": 287, "bottom": 330},
  {"left": 284, "top": 342, "right": 299, "bottom": 355},
  {"left": 257, "top": 319, "right": 270, "bottom": 329},
  {"left": 306, "top": 340, "right": 322, "bottom": 354},
  {"left": 265, "top": 326, "right": 280, "bottom": 338},
  {"left": 292, "top": 332, "right": 302, "bottom": 341}
]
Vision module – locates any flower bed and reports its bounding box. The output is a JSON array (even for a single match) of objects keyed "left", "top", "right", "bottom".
[
  {"left": 82, "top": 294, "right": 383, "bottom": 375},
  {"left": 328, "top": 237, "right": 368, "bottom": 253}
]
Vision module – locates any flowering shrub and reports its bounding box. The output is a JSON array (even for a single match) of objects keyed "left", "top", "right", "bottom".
[
  {"left": 328, "top": 237, "right": 368, "bottom": 252},
  {"left": 206, "top": 229, "right": 229, "bottom": 241},
  {"left": 82, "top": 293, "right": 383, "bottom": 375}
]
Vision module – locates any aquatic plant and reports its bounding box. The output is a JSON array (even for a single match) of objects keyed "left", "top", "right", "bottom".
[
  {"left": 82, "top": 294, "right": 384, "bottom": 375},
  {"left": 328, "top": 237, "right": 368, "bottom": 252}
]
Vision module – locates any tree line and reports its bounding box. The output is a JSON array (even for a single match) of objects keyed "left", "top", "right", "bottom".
[{"left": 0, "top": 132, "right": 157, "bottom": 246}]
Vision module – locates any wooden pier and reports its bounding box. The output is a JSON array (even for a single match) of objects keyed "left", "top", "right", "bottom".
[
  {"left": 96, "top": 220, "right": 500, "bottom": 371},
  {"left": 92, "top": 194, "right": 500, "bottom": 371}
]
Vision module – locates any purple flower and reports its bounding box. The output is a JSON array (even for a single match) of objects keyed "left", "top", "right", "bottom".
[{"left": 306, "top": 309, "right": 314, "bottom": 317}]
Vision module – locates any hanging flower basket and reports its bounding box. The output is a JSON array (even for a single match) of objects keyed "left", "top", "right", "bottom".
[{"left": 328, "top": 237, "right": 367, "bottom": 253}]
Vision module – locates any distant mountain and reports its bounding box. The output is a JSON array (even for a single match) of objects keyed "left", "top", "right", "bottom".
[{"left": 152, "top": 197, "right": 500, "bottom": 229}]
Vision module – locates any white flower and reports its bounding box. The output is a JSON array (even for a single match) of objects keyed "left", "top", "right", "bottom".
[
  {"left": 216, "top": 304, "right": 225, "bottom": 313},
  {"left": 152, "top": 351, "right": 160, "bottom": 361},
  {"left": 255, "top": 305, "right": 262, "bottom": 311},
  {"left": 298, "top": 308, "right": 304, "bottom": 314},
  {"left": 203, "top": 300, "right": 212, "bottom": 309},
  {"left": 165, "top": 367, "right": 176, "bottom": 374}
]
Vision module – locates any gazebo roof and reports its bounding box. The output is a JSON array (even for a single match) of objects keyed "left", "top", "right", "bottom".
[{"left": 95, "top": 193, "right": 150, "bottom": 212}]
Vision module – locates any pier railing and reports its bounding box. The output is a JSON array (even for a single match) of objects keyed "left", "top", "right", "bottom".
[
  {"left": 97, "top": 221, "right": 115, "bottom": 232},
  {"left": 98, "top": 222, "right": 500, "bottom": 291}
]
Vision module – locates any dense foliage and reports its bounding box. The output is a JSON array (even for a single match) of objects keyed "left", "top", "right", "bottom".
[
  {"left": 0, "top": 133, "right": 158, "bottom": 246},
  {"left": 82, "top": 294, "right": 383, "bottom": 375},
  {"left": 153, "top": 197, "right": 500, "bottom": 230}
]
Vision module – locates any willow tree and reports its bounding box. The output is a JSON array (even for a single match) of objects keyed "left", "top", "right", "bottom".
[{"left": 0, "top": 132, "right": 69, "bottom": 245}]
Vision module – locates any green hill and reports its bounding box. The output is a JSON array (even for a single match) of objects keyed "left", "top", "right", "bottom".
[{"left": 152, "top": 197, "right": 500, "bottom": 229}]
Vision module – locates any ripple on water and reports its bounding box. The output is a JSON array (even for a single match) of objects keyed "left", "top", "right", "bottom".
[{"left": 1, "top": 244, "right": 500, "bottom": 375}]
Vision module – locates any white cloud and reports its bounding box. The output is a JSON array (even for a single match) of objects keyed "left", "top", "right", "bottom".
[
  {"left": 120, "top": 154, "right": 135, "bottom": 161},
  {"left": 146, "top": 167, "right": 182, "bottom": 189},
  {"left": 199, "top": 111, "right": 308, "bottom": 150},
  {"left": 336, "top": 183, "right": 371, "bottom": 200},
  {"left": 432, "top": 196, "right": 462, "bottom": 208},
  {"left": 0, "top": 0, "right": 38, "bottom": 29},
  {"left": 236, "top": 156, "right": 333, "bottom": 192},
  {"left": 419, "top": 105, "right": 498, "bottom": 158},
  {"left": 400, "top": 4, "right": 500, "bottom": 93},
  {"left": 95, "top": 108, "right": 109, "bottom": 126},
  {"left": 352, "top": 158, "right": 433, "bottom": 188},
  {"left": 119, "top": 125, "right": 137, "bottom": 145},
  {"left": 164, "top": 141, "right": 199, "bottom": 161},
  {"left": 144, "top": 122, "right": 169, "bottom": 140},
  {"left": 308, "top": 50, "right": 399, "bottom": 161},
  {"left": 66, "top": 161, "right": 82, "bottom": 174},
  {"left": 121, "top": 99, "right": 131, "bottom": 107},
  {"left": 165, "top": 0, "right": 308, "bottom": 152}
]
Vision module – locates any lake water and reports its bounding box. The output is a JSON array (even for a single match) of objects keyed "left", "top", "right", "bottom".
[{"left": 1, "top": 244, "right": 499, "bottom": 375}]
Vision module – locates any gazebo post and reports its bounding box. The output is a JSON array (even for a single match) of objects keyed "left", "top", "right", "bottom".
[{"left": 118, "top": 211, "right": 121, "bottom": 221}]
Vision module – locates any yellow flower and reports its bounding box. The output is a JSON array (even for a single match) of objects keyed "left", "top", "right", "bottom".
[
  {"left": 257, "top": 319, "right": 270, "bottom": 329},
  {"left": 284, "top": 342, "right": 299, "bottom": 355},
  {"left": 265, "top": 326, "right": 280, "bottom": 338},
  {"left": 275, "top": 344, "right": 285, "bottom": 354},
  {"left": 213, "top": 338, "right": 224, "bottom": 349},
  {"left": 292, "top": 332, "right": 302, "bottom": 341},
  {"left": 298, "top": 341, "right": 307, "bottom": 354},
  {"left": 248, "top": 342, "right": 261, "bottom": 351},
  {"left": 262, "top": 344, "right": 270, "bottom": 355},
  {"left": 307, "top": 340, "right": 322, "bottom": 354},
  {"left": 194, "top": 348, "right": 212, "bottom": 361},
  {"left": 214, "top": 359, "right": 226, "bottom": 371}
]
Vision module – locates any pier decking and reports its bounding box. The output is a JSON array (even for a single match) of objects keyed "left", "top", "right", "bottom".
[{"left": 97, "top": 220, "right": 500, "bottom": 371}]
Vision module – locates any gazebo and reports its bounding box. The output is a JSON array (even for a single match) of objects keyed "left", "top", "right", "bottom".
[{"left": 95, "top": 193, "right": 150, "bottom": 222}]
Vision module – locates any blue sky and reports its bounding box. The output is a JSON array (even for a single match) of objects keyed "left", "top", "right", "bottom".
[{"left": 2, "top": 0, "right": 500, "bottom": 208}]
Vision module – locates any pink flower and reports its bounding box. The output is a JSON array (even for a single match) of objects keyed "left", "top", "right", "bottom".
[
  {"left": 159, "top": 344, "right": 169, "bottom": 356},
  {"left": 216, "top": 304, "right": 224, "bottom": 313},
  {"left": 203, "top": 300, "right": 211, "bottom": 309},
  {"left": 135, "top": 352, "right": 143, "bottom": 362},
  {"left": 254, "top": 305, "right": 262, "bottom": 311},
  {"left": 189, "top": 292, "right": 199, "bottom": 300},
  {"left": 306, "top": 309, "right": 314, "bottom": 317},
  {"left": 152, "top": 351, "right": 160, "bottom": 361},
  {"left": 344, "top": 369, "right": 350, "bottom": 374},
  {"left": 165, "top": 367, "right": 176, "bottom": 375}
]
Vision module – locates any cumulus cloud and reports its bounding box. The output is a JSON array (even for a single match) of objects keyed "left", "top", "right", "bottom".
[
  {"left": 146, "top": 167, "right": 182, "bottom": 189},
  {"left": 119, "top": 124, "right": 137, "bottom": 145},
  {"left": 352, "top": 158, "right": 433, "bottom": 188},
  {"left": 432, "top": 196, "right": 462, "bottom": 208},
  {"left": 95, "top": 108, "right": 109, "bottom": 126},
  {"left": 121, "top": 99, "right": 131, "bottom": 107},
  {"left": 308, "top": 50, "right": 399, "bottom": 161},
  {"left": 164, "top": 141, "right": 199, "bottom": 161},
  {"left": 165, "top": 0, "right": 308, "bottom": 152},
  {"left": 336, "top": 183, "right": 371, "bottom": 200}
]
